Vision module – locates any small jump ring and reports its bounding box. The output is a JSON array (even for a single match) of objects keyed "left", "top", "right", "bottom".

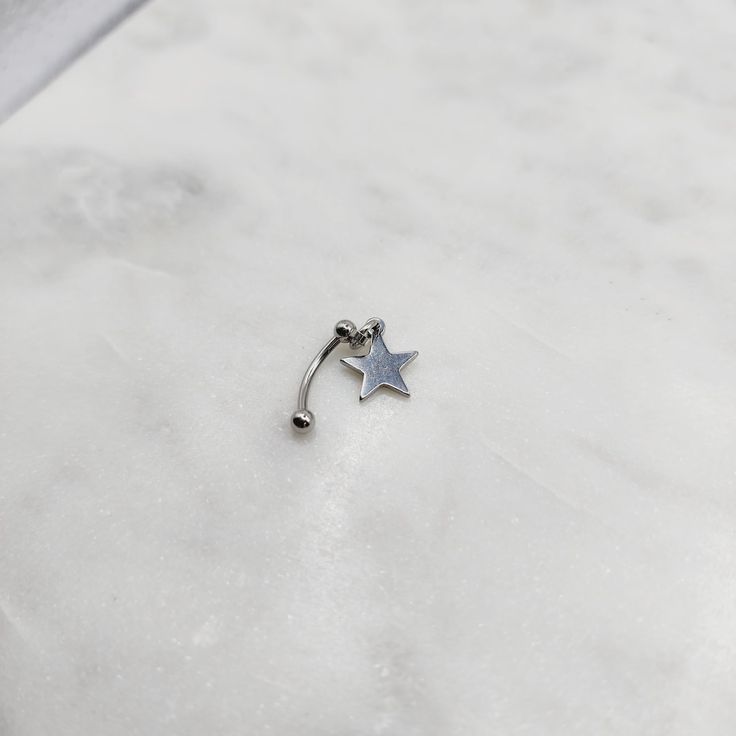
[{"left": 351, "top": 317, "right": 385, "bottom": 349}]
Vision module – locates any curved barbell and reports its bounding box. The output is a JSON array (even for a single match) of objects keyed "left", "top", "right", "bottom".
[{"left": 291, "top": 316, "right": 417, "bottom": 433}]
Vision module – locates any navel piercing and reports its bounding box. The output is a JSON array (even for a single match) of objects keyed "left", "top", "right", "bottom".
[{"left": 291, "top": 317, "right": 418, "bottom": 433}]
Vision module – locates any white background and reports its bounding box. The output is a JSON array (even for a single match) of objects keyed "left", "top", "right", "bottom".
[{"left": 1, "top": 0, "right": 735, "bottom": 734}]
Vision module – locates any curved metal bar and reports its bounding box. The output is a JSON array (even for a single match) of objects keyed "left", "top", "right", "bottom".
[
  {"left": 297, "top": 335, "right": 340, "bottom": 413},
  {"left": 291, "top": 317, "right": 384, "bottom": 433},
  {"left": 291, "top": 332, "right": 345, "bottom": 433}
]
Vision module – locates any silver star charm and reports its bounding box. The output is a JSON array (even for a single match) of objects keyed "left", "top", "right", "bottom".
[{"left": 341, "top": 333, "right": 418, "bottom": 401}]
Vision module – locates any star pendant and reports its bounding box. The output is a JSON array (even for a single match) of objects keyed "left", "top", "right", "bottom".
[{"left": 340, "top": 333, "right": 418, "bottom": 401}]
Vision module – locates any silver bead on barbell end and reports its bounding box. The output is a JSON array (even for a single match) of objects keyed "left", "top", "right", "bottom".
[
  {"left": 291, "top": 408, "right": 314, "bottom": 433},
  {"left": 334, "top": 319, "right": 357, "bottom": 342}
]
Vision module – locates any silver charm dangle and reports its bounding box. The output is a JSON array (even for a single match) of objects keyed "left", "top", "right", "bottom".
[{"left": 291, "top": 317, "right": 418, "bottom": 433}]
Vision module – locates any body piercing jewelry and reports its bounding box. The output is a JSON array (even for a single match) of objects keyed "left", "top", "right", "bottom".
[{"left": 291, "top": 317, "right": 418, "bottom": 433}]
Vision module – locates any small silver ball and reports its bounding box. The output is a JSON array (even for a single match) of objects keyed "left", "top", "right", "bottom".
[
  {"left": 291, "top": 409, "right": 314, "bottom": 433},
  {"left": 334, "top": 319, "right": 357, "bottom": 341}
]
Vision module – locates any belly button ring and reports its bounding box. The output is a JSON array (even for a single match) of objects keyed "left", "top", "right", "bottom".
[{"left": 291, "top": 317, "right": 418, "bottom": 433}]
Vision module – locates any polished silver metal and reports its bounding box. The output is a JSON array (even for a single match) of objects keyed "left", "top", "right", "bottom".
[
  {"left": 334, "top": 319, "right": 357, "bottom": 341},
  {"left": 341, "top": 329, "right": 418, "bottom": 401},
  {"left": 291, "top": 320, "right": 357, "bottom": 433},
  {"left": 349, "top": 317, "right": 382, "bottom": 349},
  {"left": 291, "top": 317, "right": 417, "bottom": 433}
]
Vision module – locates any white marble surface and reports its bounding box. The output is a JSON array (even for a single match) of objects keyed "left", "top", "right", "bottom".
[{"left": 2, "top": 1, "right": 736, "bottom": 734}]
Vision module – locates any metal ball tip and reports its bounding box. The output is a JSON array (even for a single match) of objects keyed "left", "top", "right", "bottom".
[{"left": 291, "top": 409, "right": 314, "bottom": 433}]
